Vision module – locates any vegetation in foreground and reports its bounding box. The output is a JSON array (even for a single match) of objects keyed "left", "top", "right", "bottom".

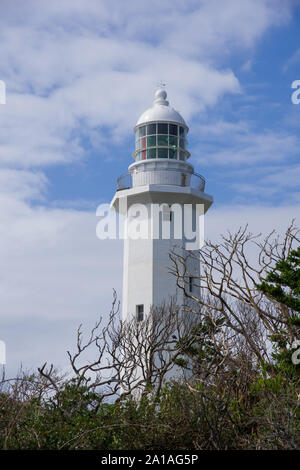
[{"left": 0, "top": 224, "right": 299, "bottom": 450}]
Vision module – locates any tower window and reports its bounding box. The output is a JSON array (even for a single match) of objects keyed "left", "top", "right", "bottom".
[{"left": 136, "top": 304, "right": 144, "bottom": 322}]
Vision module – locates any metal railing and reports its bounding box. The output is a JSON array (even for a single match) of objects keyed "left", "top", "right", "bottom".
[
  {"left": 117, "top": 170, "right": 205, "bottom": 192},
  {"left": 190, "top": 172, "right": 206, "bottom": 192},
  {"left": 117, "top": 172, "right": 132, "bottom": 190}
]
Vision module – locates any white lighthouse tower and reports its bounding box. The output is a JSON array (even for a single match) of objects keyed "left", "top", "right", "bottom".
[{"left": 111, "top": 88, "right": 213, "bottom": 325}]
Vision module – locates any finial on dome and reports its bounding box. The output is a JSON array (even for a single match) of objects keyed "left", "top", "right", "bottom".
[
  {"left": 154, "top": 83, "right": 169, "bottom": 106},
  {"left": 135, "top": 85, "right": 187, "bottom": 127}
]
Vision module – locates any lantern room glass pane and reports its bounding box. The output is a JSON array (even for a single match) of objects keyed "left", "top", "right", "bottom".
[
  {"left": 146, "top": 123, "right": 156, "bottom": 135},
  {"left": 157, "top": 123, "right": 168, "bottom": 134},
  {"left": 135, "top": 122, "right": 188, "bottom": 161},
  {"left": 147, "top": 148, "right": 156, "bottom": 159},
  {"left": 139, "top": 126, "right": 146, "bottom": 137},
  {"left": 158, "top": 148, "right": 168, "bottom": 158},
  {"left": 157, "top": 135, "right": 168, "bottom": 146},
  {"left": 169, "top": 124, "right": 177, "bottom": 136},
  {"left": 169, "top": 136, "right": 178, "bottom": 148},
  {"left": 147, "top": 136, "right": 156, "bottom": 147}
]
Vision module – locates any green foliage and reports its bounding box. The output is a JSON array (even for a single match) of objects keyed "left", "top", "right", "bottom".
[
  {"left": 257, "top": 246, "right": 300, "bottom": 314},
  {"left": 257, "top": 245, "right": 300, "bottom": 379},
  {"left": 0, "top": 364, "right": 299, "bottom": 450}
]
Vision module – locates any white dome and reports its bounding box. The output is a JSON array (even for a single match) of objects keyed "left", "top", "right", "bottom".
[{"left": 136, "top": 88, "right": 187, "bottom": 127}]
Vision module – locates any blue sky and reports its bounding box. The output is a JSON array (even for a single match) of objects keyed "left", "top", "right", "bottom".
[{"left": 0, "top": 0, "right": 300, "bottom": 374}]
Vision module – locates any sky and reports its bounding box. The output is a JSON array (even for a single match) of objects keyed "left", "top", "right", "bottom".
[{"left": 0, "top": 0, "right": 300, "bottom": 376}]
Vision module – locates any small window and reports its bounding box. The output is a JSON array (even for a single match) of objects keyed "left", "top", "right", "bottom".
[
  {"left": 188, "top": 276, "right": 193, "bottom": 293},
  {"left": 136, "top": 304, "right": 144, "bottom": 322},
  {"left": 179, "top": 126, "right": 185, "bottom": 136},
  {"left": 169, "top": 124, "right": 178, "bottom": 136},
  {"left": 157, "top": 123, "right": 168, "bottom": 134}
]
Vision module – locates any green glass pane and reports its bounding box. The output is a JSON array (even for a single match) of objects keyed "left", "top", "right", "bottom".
[
  {"left": 169, "top": 149, "right": 176, "bottom": 159},
  {"left": 147, "top": 148, "right": 156, "bottom": 159},
  {"left": 147, "top": 136, "right": 156, "bottom": 147},
  {"left": 179, "top": 126, "right": 185, "bottom": 136},
  {"left": 180, "top": 138, "right": 185, "bottom": 149},
  {"left": 169, "top": 136, "right": 178, "bottom": 148},
  {"left": 158, "top": 148, "right": 168, "bottom": 158},
  {"left": 157, "top": 135, "right": 168, "bottom": 146}
]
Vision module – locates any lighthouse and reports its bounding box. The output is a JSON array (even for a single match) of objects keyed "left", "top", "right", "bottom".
[{"left": 111, "top": 88, "right": 213, "bottom": 325}]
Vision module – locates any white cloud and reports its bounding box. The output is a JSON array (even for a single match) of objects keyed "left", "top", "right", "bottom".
[
  {"left": 193, "top": 122, "right": 300, "bottom": 166},
  {"left": 0, "top": 0, "right": 294, "bottom": 169},
  {"left": 233, "top": 164, "right": 300, "bottom": 197},
  {"left": 0, "top": 169, "right": 47, "bottom": 200},
  {"left": 161, "top": 0, "right": 291, "bottom": 60},
  {"left": 205, "top": 203, "right": 300, "bottom": 244}
]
